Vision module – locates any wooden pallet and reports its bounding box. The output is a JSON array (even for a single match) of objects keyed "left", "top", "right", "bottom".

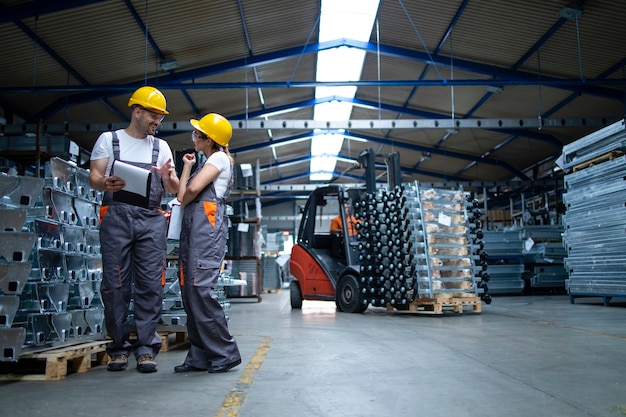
[
  {"left": 130, "top": 328, "right": 189, "bottom": 352},
  {"left": 573, "top": 150, "right": 624, "bottom": 172},
  {"left": 0, "top": 339, "right": 110, "bottom": 381},
  {"left": 159, "top": 330, "right": 189, "bottom": 351},
  {"left": 388, "top": 295, "right": 483, "bottom": 315}
]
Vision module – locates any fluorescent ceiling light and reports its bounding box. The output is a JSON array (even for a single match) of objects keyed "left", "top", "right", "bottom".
[
  {"left": 310, "top": 0, "right": 380, "bottom": 182},
  {"left": 160, "top": 58, "right": 180, "bottom": 71}
]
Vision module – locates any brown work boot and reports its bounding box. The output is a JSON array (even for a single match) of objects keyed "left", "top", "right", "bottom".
[
  {"left": 137, "top": 354, "right": 157, "bottom": 373},
  {"left": 107, "top": 354, "right": 128, "bottom": 372}
]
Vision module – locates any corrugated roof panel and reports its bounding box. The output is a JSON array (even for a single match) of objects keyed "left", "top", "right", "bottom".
[
  {"left": 0, "top": 0, "right": 624, "bottom": 189},
  {"left": 242, "top": 0, "right": 320, "bottom": 55}
]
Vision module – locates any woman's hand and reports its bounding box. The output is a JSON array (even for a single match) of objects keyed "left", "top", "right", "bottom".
[{"left": 182, "top": 153, "right": 196, "bottom": 167}]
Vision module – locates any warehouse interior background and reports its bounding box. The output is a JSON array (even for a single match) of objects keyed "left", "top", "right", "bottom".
[
  {"left": 2, "top": 4, "right": 626, "bottom": 413},
  {"left": 1, "top": 0, "right": 624, "bottom": 190},
  {"left": 0, "top": 0, "right": 625, "bottom": 288}
]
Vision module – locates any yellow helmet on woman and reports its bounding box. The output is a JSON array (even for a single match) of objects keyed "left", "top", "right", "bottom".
[
  {"left": 190, "top": 113, "right": 233, "bottom": 147},
  {"left": 127, "top": 86, "right": 169, "bottom": 115}
]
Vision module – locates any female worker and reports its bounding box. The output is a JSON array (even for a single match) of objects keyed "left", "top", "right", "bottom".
[{"left": 174, "top": 113, "right": 241, "bottom": 373}]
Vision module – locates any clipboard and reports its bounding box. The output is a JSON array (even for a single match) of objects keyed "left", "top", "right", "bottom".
[{"left": 111, "top": 160, "right": 152, "bottom": 208}]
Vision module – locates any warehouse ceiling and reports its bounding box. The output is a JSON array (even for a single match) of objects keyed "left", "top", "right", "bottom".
[{"left": 0, "top": 0, "right": 625, "bottom": 203}]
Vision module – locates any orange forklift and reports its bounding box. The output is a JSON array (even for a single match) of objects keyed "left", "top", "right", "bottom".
[{"left": 289, "top": 149, "right": 403, "bottom": 313}]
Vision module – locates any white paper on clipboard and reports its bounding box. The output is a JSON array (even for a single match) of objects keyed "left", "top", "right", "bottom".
[
  {"left": 112, "top": 160, "right": 151, "bottom": 197},
  {"left": 167, "top": 203, "right": 183, "bottom": 240}
]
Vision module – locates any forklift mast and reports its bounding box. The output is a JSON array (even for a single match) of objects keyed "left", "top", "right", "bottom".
[{"left": 357, "top": 148, "right": 402, "bottom": 193}]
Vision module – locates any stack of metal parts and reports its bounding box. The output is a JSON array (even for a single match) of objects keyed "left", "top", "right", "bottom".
[
  {"left": 353, "top": 186, "right": 416, "bottom": 309},
  {"left": 263, "top": 231, "right": 285, "bottom": 253},
  {"left": 521, "top": 226, "right": 567, "bottom": 289},
  {"left": 160, "top": 264, "right": 234, "bottom": 324},
  {"left": 404, "top": 183, "right": 489, "bottom": 302},
  {"left": 482, "top": 230, "right": 525, "bottom": 294},
  {"left": 160, "top": 260, "right": 185, "bottom": 326},
  {"left": 226, "top": 258, "right": 259, "bottom": 298},
  {"left": 0, "top": 158, "right": 105, "bottom": 361},
  {"left": 560, "top": 119, "right": 626, "bottom": 301},
  {"left": 0, "top": 175, "right": 40, "bottom": 361},
  {"left": 483, "top": 225, "right": 567, "bottom": 294},
  {"left": 261, "top": 254, "right": 281, "bottom": 291}
]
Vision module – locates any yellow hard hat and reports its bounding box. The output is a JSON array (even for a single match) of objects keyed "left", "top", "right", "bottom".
[
  {"left": 190, "top": 113, "right": 233, "bottom": 147},
  {"left": 127, "top": 86, "right": 169, "bottom": 115}
]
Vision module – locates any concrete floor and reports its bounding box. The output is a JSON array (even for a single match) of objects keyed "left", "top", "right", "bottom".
[{"left": 1, "top": 291, "right": 625, "bottom": 417}]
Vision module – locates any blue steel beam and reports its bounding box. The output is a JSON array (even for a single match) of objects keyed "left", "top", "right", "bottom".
[
  {"left": 432, "top": 0, "right": 593, "bottom": 177},
  {"left": 456, "top": 56, "right": 626, "bottom": 178},
  {"left": 229, "top": 94, "right": 562, "bottom": 149},
  {"left": 349, "top": 97, "right": 563, "bottom": 148},
  {"left": 231, "top": 127, "right": 529, "bottom": 180},
  {"left": 8, "top": 77, "right": 624, "bottom": 95},
  {"left": 33, "top": 38, "right": 624, "bottom": 118}
]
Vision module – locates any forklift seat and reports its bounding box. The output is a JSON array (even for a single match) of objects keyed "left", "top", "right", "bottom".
[
  {"left": 312, "top": 234, "right": 332, "bottom": 249},
  {"left": 330, "top": 233, "right": 345, "bottom": 259}
]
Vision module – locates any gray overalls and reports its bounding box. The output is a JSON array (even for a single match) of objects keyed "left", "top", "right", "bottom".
[
  {"left": 100, "top": 132, "right": 166, "bottom": 359},
  {"left": 178, "top": 156, "right": 241, "bottom": 369}
]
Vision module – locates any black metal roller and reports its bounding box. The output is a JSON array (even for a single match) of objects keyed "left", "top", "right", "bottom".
[
  {"left": 481, "top": 293, "right": 492, "bottom": 304},
  {"left": 481, "top": 272, "right": 490, "bottom": 282}
]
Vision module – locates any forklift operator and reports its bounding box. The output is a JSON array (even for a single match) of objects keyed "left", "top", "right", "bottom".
[{"left": 330, "top": 203, "right": 359, "bottom": 243}]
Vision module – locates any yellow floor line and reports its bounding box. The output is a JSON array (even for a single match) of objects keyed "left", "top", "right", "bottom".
[
  {"left": 533, "top": 319, "right": 626, "bottom": 340},
  {"left": 213, "top": 336, "right": 272, "bottom": 417}
]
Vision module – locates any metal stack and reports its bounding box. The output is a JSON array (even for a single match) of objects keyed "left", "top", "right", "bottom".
[
  {"left": 521, "top": 226, "right": 567, "bottom": 290},
  {"left": 482, "top": 225, "right": 567, "bottom": 294},
  {"left": 405, "top": 183, "right": 489, "bottom": 303},
  {"left": 560, "top": 119, "right": 626, "bottom": 302},
  {"left": 0, "top": 157, "right": 106, "bottom": 361},
  {"left": 482, "top": 229, "right": 525, "bottom": 294},
  {"left": 0, "top": 176, "right": 40, "bottom": 360}
]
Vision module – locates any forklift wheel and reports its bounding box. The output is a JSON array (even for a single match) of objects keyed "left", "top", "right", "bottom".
[
  {"left": 336, "top": 274, "right": 367, "bottom": 313},
  {"left": 290, "top": 280, "right": 303, "bottom": 309}
]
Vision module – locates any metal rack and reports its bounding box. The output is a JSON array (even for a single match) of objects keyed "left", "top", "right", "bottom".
[
  {"left": 562, "top": 150, "right": 626, "bottom": 304},
  {"left": 405, "top": 183, "right": 486, "bottom": 301}
]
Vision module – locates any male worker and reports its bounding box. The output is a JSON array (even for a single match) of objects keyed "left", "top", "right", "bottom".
[
  {"left": 89, "top": 86, "right": 179, "bottom": 373},
  {"left": 330, "top": 202, "right": 359, "bottom": 242}
]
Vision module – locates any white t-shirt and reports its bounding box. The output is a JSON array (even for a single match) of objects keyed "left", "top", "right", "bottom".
[
  {"left": 204, "top": 151, "right": 232, "bottom": 198},
  {"left": 90, "top": 129, "right": 174, "bottom": 176}
]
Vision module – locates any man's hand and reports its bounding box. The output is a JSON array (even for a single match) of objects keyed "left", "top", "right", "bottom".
[
  {"left": 105, "top": 176, "right": 125, "bottom": 192},
  {"left": 154, "top": 158, "right": 173, "bottom": 179}
]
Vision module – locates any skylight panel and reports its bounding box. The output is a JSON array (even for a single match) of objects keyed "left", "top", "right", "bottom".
[{"left": 310, "top": 0, "right": 380, "bottom": 182}]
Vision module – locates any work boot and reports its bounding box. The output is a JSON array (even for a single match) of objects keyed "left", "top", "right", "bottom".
[
  {"left": 137, "top": 354, "right": 157, "bottom": 373},
  {"left": 107, "top": 354, "right": 128, "bottom": 372}
]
